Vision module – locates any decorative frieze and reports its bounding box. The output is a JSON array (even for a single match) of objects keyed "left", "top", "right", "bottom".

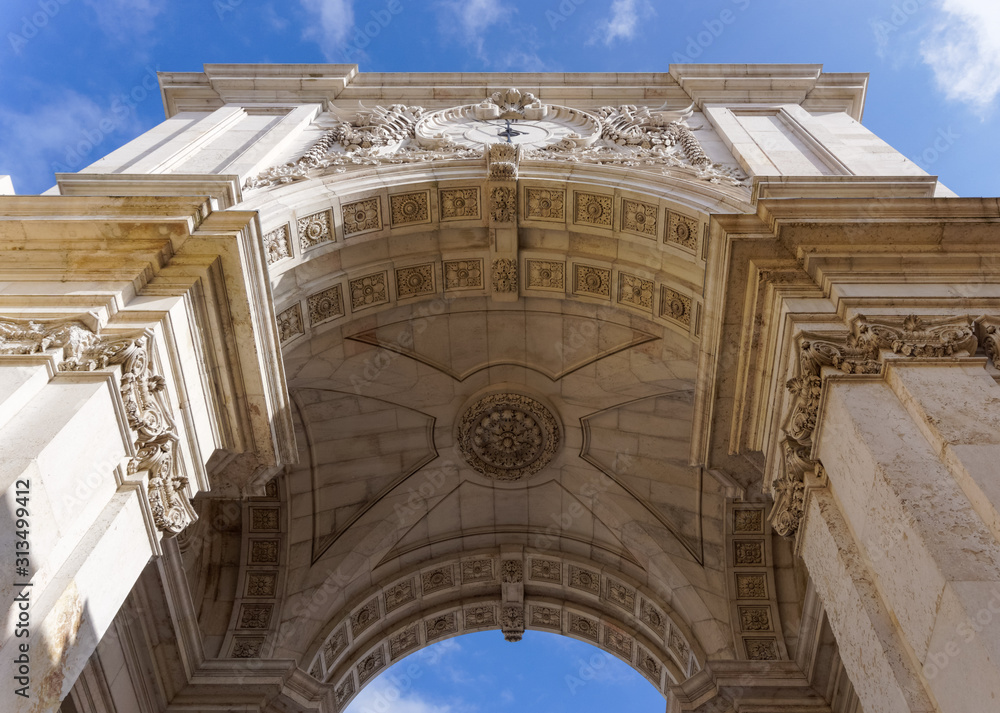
[
  {"left": 342, "top": 197, "right": 382, "bottom": 236},
  {"left": 444, "top": 259, "right": 484, "bottom": 290},
  {"left": 569, "top": 613, "right": 599, "bottom": 641},
  {"left": 491, "top": 258, "right": 518, "bottom": 293},
  {"left": 604, "top": 626, "right": 633, "bottom": 659},
  {"left": 530, "top": 606, "right": 561, "bottom": 630},
  {"left": 621, "top": 199, "right": 657, "bottom": 238},
  {"left": 530, "top": 559, "right": 562, "bottom": 583},
  {"left": 568, "top": 565, "right": 600, "bottom": 593},
  {"left": 669, "top": 629, "right": 691, "bottom": 663},
  {"left": 660, "top": 287, "right": 692, "bottom": 327},
  {"left": 525, "top": 187, "right": 565, "bottom": 221},
  {"left": 464, "top": 605, "right": 496, "bottom": 628},
  {"left": 249, "top": 540, "right": 279, "bottom": 564},
  {"left": 335, "top": 676, "right": 354, "bottom": 709},
  {"left": 574, "top": 264, "right": 612, "bottom": 299},
  {"left": 0, "top": 318, "right": 197, "bottom": 535},
  {"left": 245, "top": 572, "right": 277, "bottom": 598},
  {"left": 357, "top": 648, "right": 385, "bottom": 684},
  {"left": 574, "top": 192, "right": 613, "bottom": 227},
  {"left": 440, "top": 188, "right": 480, "bottom": 220},
  {"left": 526, "top": 260, "right": 565, "bottom": 291},
  {"left": 739, "top": 606, "right": 772, "bottom": 632},
  {"left": 422, "top": 566, "right": 455, "bottom": 594},
  {"left": 238, "top": 604, "right": 273, "bottom": 630},
  {"left": 666, "top": 211, "right": 699, "bottom": 250},
  {"left": 277, "top": 304, "right": 304, "bottom": 343},
  {"left": 351, "top": 598, "right": 380, "bottom": 636},
  {"left": 308, "top": 285, "right": 345, "bottom": 325},
  {"left": 384, "top": 580, "right": 415, "bottom": 612},
  {"left": 462, "top": 558, "right": 494, "bottom": 583},
  {"left": 390, "top": 191, "right": 431, "bottom": 226},
  {"left": 389, "top": 626, "right": 419, "bottom": 660},
  {"left": 231, "top": 637, "right": 265, "bottom": 659},
  {"left": 298, "top": 210, "right": 334, "bottom": 250},
  {"left": 638, "top": 648, "right": 662, "bottom": 681},
  {"left": 640, "top": 600, "right": 666, "bottom": 636},
  {"left": 618, "top": 273, "right": 654, "bottom": 312},
  {"left": 735, "top": 573, "right": 768, "bottom": 599},
  {"left": 744, "top": 638, "right": 779, "bottom": 661},
  {"left": 323, "top": 626, "right": 348, "bottom": 665},
  {"left": 250, "top": 507, "right": 279, "bottom": 531},
  {"left": 425, "top": 612, "right": 457, "bottom": 640},
  {"left": 733, "top": 508, "right": 764, "bottom": 534},
  {"left": 734, "top": 540, "right": 764, "bottom": 566},
  {"left": 264, "top": 225, "right": 291, "bottom": 264},
  {"left": 395, "top": 264, "right": 435, "bottom": 298},
  {"left": 605, "top": 579, "right": 636, "bottom": 612},
  {"left": 349, "top": 272, "right": 389, "bottom": 310}
]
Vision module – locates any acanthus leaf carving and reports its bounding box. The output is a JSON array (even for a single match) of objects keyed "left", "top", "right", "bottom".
[
  {"left": 771, "top": 313, "right": 980, "bottom": 537},
  {"left": 0, "top": 317, "right": 196, "bottom": 535}
]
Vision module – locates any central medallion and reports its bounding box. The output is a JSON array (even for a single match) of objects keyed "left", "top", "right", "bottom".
[{"left": 457, "top": 393, "right": 560, "bottom": 480}]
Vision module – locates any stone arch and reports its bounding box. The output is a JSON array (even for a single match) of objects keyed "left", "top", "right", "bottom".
[{"left": 303, "top": 548, "right": 702, "bottom": 711}]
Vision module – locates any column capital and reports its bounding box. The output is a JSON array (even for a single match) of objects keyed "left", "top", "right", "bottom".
[
  {"left": 0, "top": 315, "right": 195, "bottom": 535},
  {"left": 771, "top": 313, "right": 979, "bottom": 537}
]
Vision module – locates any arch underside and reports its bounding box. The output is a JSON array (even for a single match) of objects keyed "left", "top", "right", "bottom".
[{"left": 211, "top": 164, "right": 789, "bottom": 710}]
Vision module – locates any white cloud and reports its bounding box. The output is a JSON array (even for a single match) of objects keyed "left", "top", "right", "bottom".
[
  {"left": 0, "top": 89, "right": 144, "bottom": 194},
  {"left": 439, "top": 0, "right": 505, "bottom": 58},
  {"left": 343, "top": 677, "right": 454, "bottom": 713},
  {"left": 593, "top": 0, "right": 655, "bottom": 46},
  {"left": 82, "top": 0, "right": 166, "bottom": 41},
  {"left": 921, "top": 0, "right": 1000, "bottom": 111},
  {"left": 300, "top": 0, "right": 355, "bottom": 59}
]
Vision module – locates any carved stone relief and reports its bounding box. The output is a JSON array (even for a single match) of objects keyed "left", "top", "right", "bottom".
[
  {"left": 389, "top": 626, "right": 418, "bottom": 660},
  {"left": 440, "top": 188, "right": 480, "bottom": 220},
  {"left": 298, "top": 210, "right": 334, "bottom": 250},
  {"left": 501, "top": 606, "right": 525, "bottom": 642},
  {"left": 277, "top": 304, "right": 304, "bottom": 343},
  {"left": 456, "top": 392, "right": 560, "bottom": 480},
  {"left": 422, "top": 566, "right": 455, "bottom": 594},
  {"left": 349, "top": 272, "right": 389, "bottom": 310},
  {"left": 491, "top": 258, "right": 518, "bottom": 293},
  {"left": 342, "top": 197, "right": 382, "bottom": 236},
  {"left": 461, "top": 558, "right": 494, "bottom": 583},
  {"left": 425, "top": 612, "right": 457, "bottom": 641},
  {"left": 0, "top": 318, "right": 196, "bottom": 535},
  {"left": 666, "top": 211, "right": 699, "bottom": 251},
  {"left": 568, "top": 565, "right": 600, "bottom": 593},
  {"left": 660, "top": 287, "right": 692, "bottom": 327},
  {"left": 525, "top": 187, "right": 565, "bottom": 221},
  {"left": 384, "top": 580, "right": 415, "bottom": 612},
  {"left": 351, "top": 598, "right": 380, "bottom": 636},
  {"left": 443, "top": 259, "right": 484, "bottom": 290},
  {"left": 618, "top": 273, "right": 654, "bottom": 312},
  {"left": 526, "top": 260, "right": 565, "bottom": 291},
  {"left": 621, "top": 198, "right": 657, "bottom": 238},
  {"left": 264, "top": 225, "right": 291, "bottom": 264},
  {"left": 569, "top": 613, "right": 599, "bottom": 641},
  {"left": 390, "top": 191, "right": 431, "bottom": 226},
  {"left": 357, "top": 649, "right": 385, "bottom": 684},
  {"left": 395, "top": 264, "right": 435, "bottom": 299},
  {"left": 308, "top": 285, "right": 345, "bottom": 326},
  {"left": 530, "top": 559, "right": 561, "bottom": 583},
  {"left": 501, "top": 559, "right": 523, "bottom": 584},
  {"left": 604, "top": 626, "right": 633, "bottom": 659},
  {"left": 574, "top": 192, "right": 613, "bottom": 227},
  {"left": 574, "top": 264, "right": 612, "bottom": 299}
]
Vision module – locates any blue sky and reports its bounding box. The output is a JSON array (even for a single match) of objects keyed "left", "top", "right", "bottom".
[
  {"left": 0, "top": 0, "right": 999, "bottom": 196},
  {"left": 343, "top": 631, "right": 665, "bottom": 713}
]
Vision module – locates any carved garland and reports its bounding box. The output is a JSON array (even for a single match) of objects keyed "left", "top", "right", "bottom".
[
  {"left": 245, "top": 94, "right": 746, "bottom": 190},
  {"left": 772, "top": 314, "right": 979, "bottom": 537},
  {"left": 0, "top": 318, "right": 196, "bottom": 535}
]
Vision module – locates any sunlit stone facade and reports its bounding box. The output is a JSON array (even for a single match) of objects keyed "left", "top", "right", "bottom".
[{"left": 1, "top": 64, "right": 998, "bottom": 713}]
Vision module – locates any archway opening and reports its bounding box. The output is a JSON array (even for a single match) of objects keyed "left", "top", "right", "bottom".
[{"left": 344, "top": 630, "right": 665, "bottom": 713}]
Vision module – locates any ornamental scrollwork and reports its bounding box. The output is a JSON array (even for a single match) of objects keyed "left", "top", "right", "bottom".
[
  {"left": 0, "top": 317, "right": 196, "bottom": 535},
  {"left": 771, "top": 313, "right": 978, "bottom": 537}
]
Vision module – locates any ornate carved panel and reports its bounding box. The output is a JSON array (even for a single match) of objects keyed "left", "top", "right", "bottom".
[
  {"left": 735, "top": 573, "right": 768, "bottom": 599},
  {"left": 491, "top": 258, "right": 518, "bottom": 293},
  {"left": 524, "top": 187, "right": 565, "bottom": 222},
  {"left": 395, "top": 263, "right": 435, "bottom": 299},
  {"left": 574, "top": 264, "right": 612, "bottom": 299},
  {"left": 440, "top": 188, "right": 480, "bottom": 220},
  {"left": 530, "top": 606, "right": 561, "bottom": 630},
  {"left": 389, "top": 626, "right": 419, "bottom": 660},
  {"left": 456, "top": 392, "right": 560, "bottom": 480},
  {"left": 525, "top": 259, "right": 565, "bottom": 292},
  {"left": 231, "top": 637, "right": 265, "bottom": 659},
  {"left": 342, "top": 197, "right": 382, "bottom": 236},
  {"left": 349, "top": 272, "right": 390, "bottom": 310},
  {"left": 237, "top": 604, "right": 273, "bottom": 630},
  {"left": 621, "top": 198, "right": 657, "bottom": 238},
  {"left": 245, "top": 572, "right": 277, "bottom": 598},
  {"left": 568, "top": 565, "right": 600, "bottom": 593},
  {"left": 277, "top": 304, "right": 304, "bottom": 344},
  {"left": 569, "top": 613, "right": 599, "bottom": 641},
  {"left": 249, "top": 540, "right": 279, "bottom": 564},
  {"left": 605, "top": 579, "right": 636, "bottom": 612},
  {"left": 264, "top": 225, "right": 291, "bottom": 264},
  {"left": 660, "top": 287, "right": 692, "bottom": 327},
  {"left": 425, "top": 612, "right": 457, "bottom": 641},
  {"left": 464, "top": 605, "right": 497, "bottom": 628},
  {"left": 384, "top": 580, "right": 416, "bottom": 612},
  {"left": 574, "top": 192, "right": 613, "bottom": 227},
  {"left": 390, "top": 191, "right": 431, "bottom": 226},
  {"left": 357, "top": 648, "right": 385, "bottom": 684},
  {"left": 422, "top": 566, "right": 455, "bottom": 594},
  {"left": 323, "top": 625, "right": 348, "bottom": 666},
  {"left": 461, "top": 558, "right": 494, "bottom": 583},
  {"left": 351, "top": 598, "right": 381, "bottom": 636},
  {"left": 665, "top": 211, "right": 699, "bottom": 250},
  {"left": 604, "top": 626, "right": 633, "bottom": 659},
  {"left": 443, "top": 259, "right": 484, "bottom": 291},
  {"left": 308, "top": 285, "right": 345, "bottom": 325},
  {"left": 298, "top": 210, "right": 334, "bottom": 250},
  {"left": 530, "top": 559, "right": 562, "bottom": 583},
  {"left": 618, "top": 273, "right": 654, "bottom": 312}
]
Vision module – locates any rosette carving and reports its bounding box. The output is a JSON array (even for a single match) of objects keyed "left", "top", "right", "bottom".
[{"left": 457, "top": 393, "right": 560, "bottom": 480}]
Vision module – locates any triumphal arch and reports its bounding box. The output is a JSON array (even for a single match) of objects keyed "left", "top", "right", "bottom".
[{"left": 2, "top": 64, "right": 998, "bottom": 713}]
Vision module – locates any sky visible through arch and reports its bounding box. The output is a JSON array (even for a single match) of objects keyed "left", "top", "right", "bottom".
[
  {"left": 0, "top": 0, "right": 998, "bottom": 197},
  {"left": 343, "top": 630, "right": 666, "bottom": 713}
]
